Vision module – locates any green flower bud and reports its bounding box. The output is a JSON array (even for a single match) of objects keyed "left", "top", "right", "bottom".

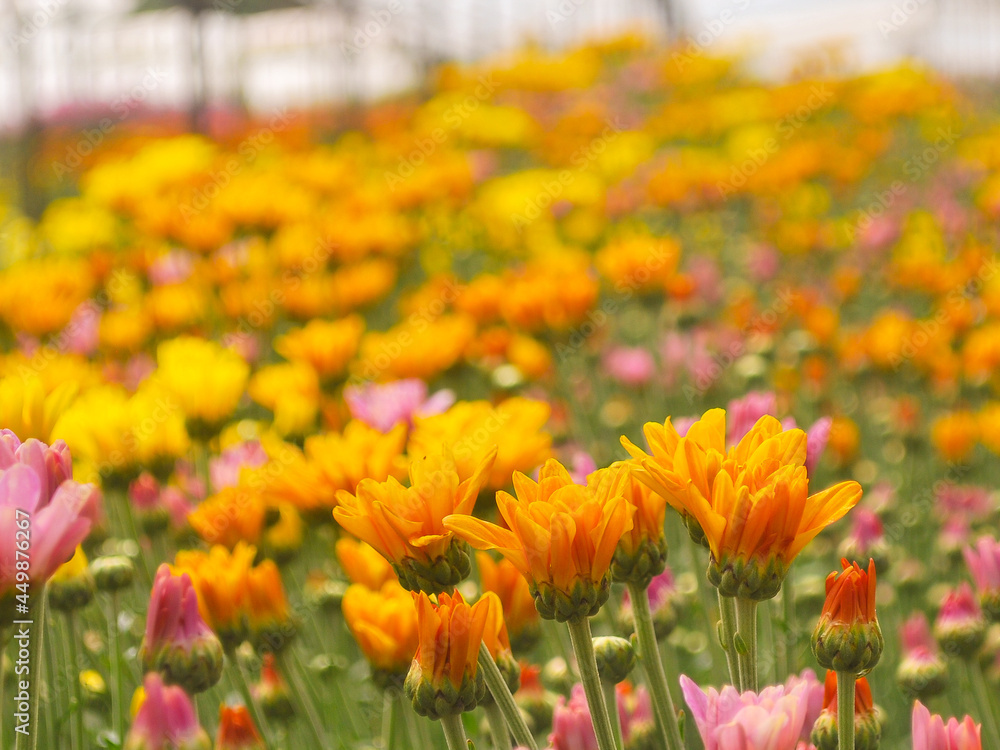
[
  {"left": 593, "top": 636, "right": 637, "bottom": 685},
  {"left": 91, "top": 555, "right": 135, "bottom": 592}
]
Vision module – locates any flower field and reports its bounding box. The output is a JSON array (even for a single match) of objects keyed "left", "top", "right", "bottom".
[{"left": 3, "top": 34, "right": 1000, "bottom": 750}]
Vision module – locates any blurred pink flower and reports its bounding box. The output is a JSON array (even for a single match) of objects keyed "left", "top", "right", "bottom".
[
  {"left": 0, "top": 431, "right": 101, "bottom": 599},
  {"left": 747, "top": 244, "right": 781, "bottom": 282},
  {"left": 149, "top": 250, "right": 195, "bottom": 286},
  {"left": 935, "top": 485, "right": 992, "bottom": 522},
  {"left": 963, "top": 536, "right": 1000, "bottom": 596},
  {"left": 124, "top": 672, "right": 210, "bottom": 750},
  {"left": 173, "top": 461, "right": 206, "bottom": 501},
  {"left": 210, "top": 441, "right": 267, "bottom": 492},
  {"left": 680, "top": 675, "right": 810, "bottom": 750},
  {"left": 130, "top": 473, "right": 161, "bottom": 512},
  {"left": 805, "top": 417, "right": 832, "bottom": 474},
  {"left": 64, "top": 302, "right": 101, "bottom": 355},
  {"left": 912, "top": 701, "right": 981, "bottom": 750},
  {"left": 603, "top": 346, "right": 655, "bottom": 387},
  {"left": 563, "top": 448, "right": 597, "bottom": 485},
  {"left": 616, "top": 683, "right": 654, "bottom": 745},
  {"left": 845, "top": 508, "right": 885, "bottom": 557},
  {"left": 144, "top": 565, "right": 216, "bottom": 650},
  {"left": 344, "top": 379, "right": 454, "bottom": 433},
  {"left": 783, "top": 670, "right": 824, "bottom": 743},
  {"left": 726, "top": 391, "right": 777, "bottom": 446},
  {"left": 550, "top": 684, "right": 598, "bottom": 750},
  {"left": 161, "top": 486, "right": 195, "bottom": 530}
]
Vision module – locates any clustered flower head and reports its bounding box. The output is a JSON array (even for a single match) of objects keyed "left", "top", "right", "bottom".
[
  {"left": 624, "top": 410, "right": 862, "bottom": 601},
  {"left": 445, "top": 458, "right": 634, "bottom": 622}
]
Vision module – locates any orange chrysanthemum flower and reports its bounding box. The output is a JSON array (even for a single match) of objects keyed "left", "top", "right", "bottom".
[
  {"left": 477, "top": 552, "right": 539, "bottom": 650},
  {"left": 599, "top": 462, "right": 668, "bottom": 587},
  {"left": 175, "top": 543, "right": 255, "bottom": 650},
  {"left": 336, "top": 538, "right": 397, "bottom": 590},
  {"left": 623, "top": 409, "right": 862, "bottom": 600},
  {"left": 188, "top": 486, "right": 265, "bottom": 549},
  {"left": 334, "top": 447, "right": 497, "bottom": 594},
  {"left": 444, "top": 459, "right": 633, "bottom": 622},
  {"left": 343, "top": 581, "right": 419, "bottom": 688},
  {"left": 813, "top": 559, "right": 883, "bottom": 676},
  {"left": 274, "top": 314, "right": 365, "bottom": 383},
  {"left": 404, "top": 590, "right": 498, "bottom": 718}
]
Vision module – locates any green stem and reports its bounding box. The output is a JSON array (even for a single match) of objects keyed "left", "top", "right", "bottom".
[
  {"left": 277, "top": 649, "right": 329, "bottom": 749},
  {"left": 478, "top": 642, "right": 537, "bottom": 750},
  {"left": 967, "top": 659, "right": 1000, "bottom": 750},
  {"left": 734, "top": 597, "right": 758, "bottom": 692},
  {"left": 602, "top": 680, "right": 624, "bottom": 750},
  {"left": 717, "top": 592, "right": 740, "bottom": 687},
  {"left": 382, "top": 690, "right": 399, "bottom": 750},
  {"left": 566, "top": 617, "right": 619, "bottom": 750},
  {"left": 14, "top": 587, "right": 45, "bottom": 750},
  {"left": 484, "top": 700, "right": 513, "bottom": 750},
  {"left": 782, "top": 570, "right": 798, "bottom": 674},
  {"left": 627, "top": 581, "right": 684, "bottom": 750},
  {"left": 440, "top": 712, "right": 469, "bottom": 750},
  {"left": 108, "top": 592, "right": 125, "bottom": 745},
  {"left": 65, "top": 615, "right": 84, "bottom": 750},
  {"left": 230, "top": 653, "right": 276, "bottom": 748},
  {"left": 836, "top": 672, "right": 854, "bottom": 750}
]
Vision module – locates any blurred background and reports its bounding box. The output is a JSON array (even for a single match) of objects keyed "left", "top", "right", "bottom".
[{"left": 2, "top": 0, "right": 999, "bottom": 132}]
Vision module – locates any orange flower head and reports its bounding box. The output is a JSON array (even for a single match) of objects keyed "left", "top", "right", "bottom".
[
  {"left": 931, "top": 410, "right": 979, "bottom": 463},
  {"left": 477, "top": 552, "right": 540, "bottom": 651},
  {"left": 812, "top": 559, "right": 883, "bottom": 676},
  {"left": 334, "top": 447, "right": 496, "bottom": 594},
  {"left": 174, "top": 543, "right": 255, "bottom": 650},
  {"left": 336, "top": 537, "right": 397, "bottom": 590},
  {"left": 623, "top": 409, "right": 862, "bottom": 601},
  {"left": 811, "top": 673, "right": 880, "bottom": 750},
  {"left": 408, "top": 397, "right": 553, "bottom": 490},
  {"left": 601, "top": 461, "right": 668, "bottom": 587},
  {"left": 254, "top": 654, "right": 293, "bottom": 720},
  {"left": 274, "top": 314, "right": 365, "bottom": 383},
  {"left": 404, "top": 590, "right": 496, "bottom": 719},
  {"left": 216, "top": 704, "right": 264, "bottom": 750},
  {"left": 343, "top": 580, "right": 419, "bottom": 689},
  {"left": 306, "top": 420, "right": 408, "bottom": 498},
  {"left": 188, "top": 486, "right": 265, "bottom": 549},
  {"left": 444, "top": 459, "right": 634, "bottom": 622}
]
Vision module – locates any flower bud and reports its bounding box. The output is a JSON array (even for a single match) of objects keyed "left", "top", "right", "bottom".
[
  {"left": 593, "top": 636, "right": 637, "bottom": 685},
  {"left": 964, "top": 536, "right": 1000, "bottom": 623},
  {"left": 896, "top": 612, "right": 948, "bottom": 700},
  {"left": 810, "top": 673, "right": 881, "bottom": 750},
  {"left": 934, "top": 583, "right": 986, "bottom": 659},
  {"left": 91, "top": 555, "right": 135, "bottom": 593},
  {"left": 812, "top": 559, "right": 882, "bottom": 675},
  {"left": 140, "top": 565, "right": 224, "bottom": 695},
  {"left": 515, "top": 664, "right": 558, "bottom": 734},
  {"left": 48, "top": 546, "right": 95, "bottom": 612},
  {"left": 254, "top": 654, "right": 294, "bottom": 721},
  {"left": 541, "top": 657, "right": 573, "bottom": 695}
]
